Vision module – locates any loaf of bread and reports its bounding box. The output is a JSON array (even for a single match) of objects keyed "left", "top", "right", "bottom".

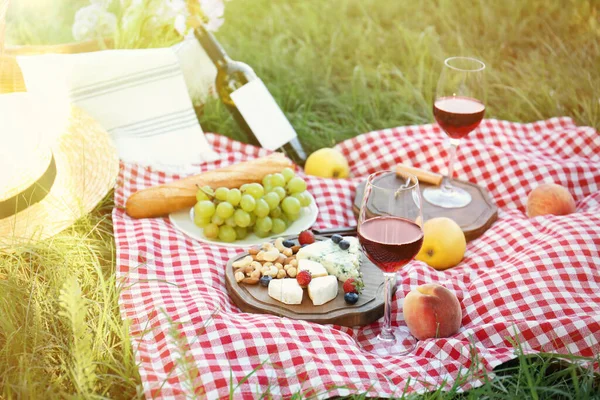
[{"left": 126, "top": 153, "right": 293, "bottom": 219}]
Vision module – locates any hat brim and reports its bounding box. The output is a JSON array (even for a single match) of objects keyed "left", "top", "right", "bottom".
[{"left": 0, "top": 105, "right": 119, "bottom": 247}]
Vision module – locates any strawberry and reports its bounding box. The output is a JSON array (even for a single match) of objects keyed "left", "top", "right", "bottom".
[
  {"left": 296, "top": 270, "right": 312, "bottom": 287},
  {"left": 298, "top": 230, "right": 315, "bottom": 246},
  {"left": 343, "top": 278, "right": 364, "bottom": 294}
]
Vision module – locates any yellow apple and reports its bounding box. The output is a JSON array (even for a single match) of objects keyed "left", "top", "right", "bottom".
[
  {"left": 304, "top": 148, "right": 349, "bottom": 178},
  {"left": 416, "top": 217, "right": 466, "bottom": 270}
]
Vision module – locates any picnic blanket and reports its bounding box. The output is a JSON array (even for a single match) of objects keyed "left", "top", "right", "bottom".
[{"left": 114, "top": 118, "right": 600, "bottom": 399}]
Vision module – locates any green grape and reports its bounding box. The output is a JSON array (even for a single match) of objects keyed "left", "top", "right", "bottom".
[
  {"left": 194, "top": 200, "right": 216, "bottom": 218},
  {"left": 270, "top": 206, "right": 282, "bottom": 218},
  {"left": 240, "top": 184, "right": 249, "bottom": 192},
  {"left": 211, "top": 214, "right": 225, "bottom": 225},
  {"left": 215, "top": 187, "right": 229, "bottom": 201},
  {"left": 194, "top": 215, "right": 211, "bottom": 228},
  {"left": 255, "top": 216, "right": 273, "bottom": 232},
  {"left": 285, "top": 212, "right": 300, "bottom": 222},
  {"left": 234, "top": 209, "right": 251, "bottom": 227},
  {"left": 253, "top": 228, "right": 270, "bottom": 238},
  {"left": 270, "top": 173, "right": 285, "bottom": 187},
  {"left": 292, "top": 192, "right": 312, "bottom": 207},
  {"left": 263, "top": 192, "right": 280, "bottom": 210},
  {"left": 271, "top": 186, "right": 286, "bottom": 201},
  {"left": 263, "top": 184, "right": 274, "bottom": 193},
  {"left": 216, "top": 202, "right": 234, "bottom": 219},
  {"left": 201, "top": 186, "right": 214, "bottom": 197},
  {"left": 262, "top": 174, "right": 273, "bottom": 187},
  {"left": 235, "top": 226, "right": 248, "bottom": 240},
  {"left": 287, "top": 177, "right": 307, "bottom": 194},
  {"left": 218, "top": 225, "right": 236, "bottom": 242},
  {"left": 196, "top": 189, "right": 209, "bottom": 202},
  {"left": 240, "top": 194, "right": 256, "bottom": 212},
  {"left": 225, "top": 216, "right": 237, "bottom": 227},
  {"left": 203, "top": 223, "right": 219, "bottom": 239},
  {"left": 226, "top": 188, "right": 242, "bottom": 206},
  {"left": 282, "top": 167, "right": 295, "bottom": 182},
  {"left": 254, "top": 199, "right": 270, "bottom": 218},
  {"left": 271, "top": 218, "right": 286, "bottom": 234},
  {"left": 249, "top": 212, "right": 257, "bottom": 226},
  {"left": 245, "top": 183, "right": 264, "bottom": 199},
  {"left": 279, "top": 214, "right": 290, "bottom": 227},
  {"left": 281, "top": 196, "right": 301, "bottom": 215}
]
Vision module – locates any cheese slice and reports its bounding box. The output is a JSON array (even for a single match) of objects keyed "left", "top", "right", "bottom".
[
  {"left": 296, "top": 237, "right": 361, "bottom": 282},
  {"left": 298, "top": 259, "right": 328, "bottom": 278},
  {"left": 268, "top": 279, "right": 303, "bottom": 305},
  {"left": 307, "top": 276, "right": 339, "bottom": 306}
]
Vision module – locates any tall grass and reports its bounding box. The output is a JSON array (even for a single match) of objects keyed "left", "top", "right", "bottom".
[{"left": 2, "top": 0, "right": 599, "bottom": 398}]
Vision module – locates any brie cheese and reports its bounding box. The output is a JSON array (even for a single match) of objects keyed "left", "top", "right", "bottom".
[
  {"left": 268, "top": 278, "right": 303, "bottom": 305},
  {"left": 307, "top": 275, "right": 339, "bottom": 306},
  {"left": 298, "top": 259, "right": 328, "bottom": 278}
]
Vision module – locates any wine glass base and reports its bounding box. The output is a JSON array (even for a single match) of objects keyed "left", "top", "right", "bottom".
[
  {"left": 358, "top": 326, "right": 417, "bottom": 356},
  {"left": 423, "top": 185, "right": 472, "bottom": 209}
]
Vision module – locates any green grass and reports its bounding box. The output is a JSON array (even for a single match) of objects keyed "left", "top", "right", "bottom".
[{"left": 2, "top": 0, "right": 600, "bottom": 398}]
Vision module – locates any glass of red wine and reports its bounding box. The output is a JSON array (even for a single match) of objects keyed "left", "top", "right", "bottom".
[
  {"left": 357, "top": 171, "right": 424, "bottom": 355},
  {"left": 423, "top": 56, "right": 486, "bottom": 209}
]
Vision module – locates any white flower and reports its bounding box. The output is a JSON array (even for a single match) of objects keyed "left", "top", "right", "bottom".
[
  {"left": 198, "top": 0, "right": 225, "bottom": 31},
  {"left": 174, "top": 14, "right": 188, "bottom": 36},
  {"left": 72, "top": 4, "right": 117, "bottom": 41}
]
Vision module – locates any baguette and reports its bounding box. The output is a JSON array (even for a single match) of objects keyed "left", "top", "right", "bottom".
[{"left": 126, "top": 153, "right": 293, "bottom": 219}]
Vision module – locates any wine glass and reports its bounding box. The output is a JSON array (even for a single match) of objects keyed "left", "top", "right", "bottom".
[
  {"left": 423, "top": 56, "right": 486, "bottom": 209},
  {"left": 357, "top": 171, "right": 423, "bottom": 355}
]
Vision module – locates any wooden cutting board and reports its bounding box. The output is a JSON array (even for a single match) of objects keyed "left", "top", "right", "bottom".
[
  {"left": 225, "top": 238, "right": 392, "bottom": 327},
  {"left": 353, "top": 175, "right": 498, "bottom": 242}
]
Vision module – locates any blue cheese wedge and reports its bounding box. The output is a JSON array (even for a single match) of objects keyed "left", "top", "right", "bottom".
[
  {"left": 268, "top": 278, "right": 303, "bottom": 305},
  {"left": 307, "top": 276, "right": 339, "bottom": 306},
  {"left": 298, "top": 259, "right": 328, "bottom": 278},
  {"left": 296, "top": 237, "right": 361, "bottom": 282}
]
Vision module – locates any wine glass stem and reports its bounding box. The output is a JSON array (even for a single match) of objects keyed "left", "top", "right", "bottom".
[
  {"left": 442, "top": 138, "right": 461, "bottom": 193},
  {"left": 380, "top": 272, "right": 396, "bottom": 341}
]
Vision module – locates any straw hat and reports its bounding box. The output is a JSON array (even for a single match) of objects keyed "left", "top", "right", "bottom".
[{"left": 0, "top": 92, "right": 119, "bottom": 247}]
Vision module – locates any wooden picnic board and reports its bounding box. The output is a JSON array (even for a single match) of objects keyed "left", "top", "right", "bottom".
[{"left": 225, "top": 238, "right": 391, "bottom": 327}]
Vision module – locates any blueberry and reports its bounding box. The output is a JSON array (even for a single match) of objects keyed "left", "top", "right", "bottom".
[
  {"left": 331, "top": 234, "right": 343, "bottom": 244},
  {"left": 339, "top": 240, "right": 350, "bottom": 250},
  {"left": 259, "top": 275, "right": 272, "bottom": 287},
  {"left": 282, "top": 239, "right": 295, "bottom": 248},
  {"left": 344, "top": 292, "right": 359, "bottom": 305}
]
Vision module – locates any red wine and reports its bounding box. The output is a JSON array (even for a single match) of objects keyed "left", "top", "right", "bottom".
[
  {"left": 358, "top": 217, "right": 424, "bottom": 273},
  {"left": 433, "top": 96, "right": 485, "bottom": 139}
]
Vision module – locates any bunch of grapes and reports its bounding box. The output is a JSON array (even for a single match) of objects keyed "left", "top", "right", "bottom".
[{"left": 193, "top": 167, "right": 312, "bottom": 242}]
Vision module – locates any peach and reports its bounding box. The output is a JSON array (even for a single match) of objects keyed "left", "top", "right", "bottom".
[
  {"left": 526, "top": 183, "right": 576, "bottom": 217},
  {"left": 402, "top": 283, "right": 462, "bottom": 340}
]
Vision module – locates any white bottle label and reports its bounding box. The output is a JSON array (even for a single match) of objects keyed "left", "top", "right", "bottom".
[{"left": 230, "top": 79, "right": 297, "bottom": 150}]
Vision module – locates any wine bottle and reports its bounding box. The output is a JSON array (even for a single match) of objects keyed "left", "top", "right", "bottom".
[{"left": 194, "top": 25, "right": 307, "bottom": 166}]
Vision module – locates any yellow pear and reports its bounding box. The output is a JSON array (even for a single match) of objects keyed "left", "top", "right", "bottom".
[
  {"left": 416, "top": 217, "right": 466, "bottom": 270},
  {"left": 304, "top": 148, "right": 349, "bottom": 178}
]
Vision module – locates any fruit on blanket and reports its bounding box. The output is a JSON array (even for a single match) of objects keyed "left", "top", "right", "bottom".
[
  {"left": 304, "top": 148, "right": 350, "bottom": 178},
  {"left": 403, "top": 283, "right": 462, "bottom": 340},
  {"left": 526, "top": 183, "right": 576, "bottom": 217},
  {"left": 126, "top": 153, "right": 293, "bottom": 218},
  {"left": 416, "top": 217, "right": 466, "bottom": 270}
]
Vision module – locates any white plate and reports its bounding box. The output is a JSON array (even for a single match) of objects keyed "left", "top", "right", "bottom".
[{"left": 169, "top": 194, "right": 319, "bottom": 248}]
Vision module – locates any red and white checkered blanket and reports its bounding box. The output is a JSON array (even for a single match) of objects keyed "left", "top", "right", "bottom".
[{"left": 114, "top": 118, "right": 600, "bottom": 399}]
